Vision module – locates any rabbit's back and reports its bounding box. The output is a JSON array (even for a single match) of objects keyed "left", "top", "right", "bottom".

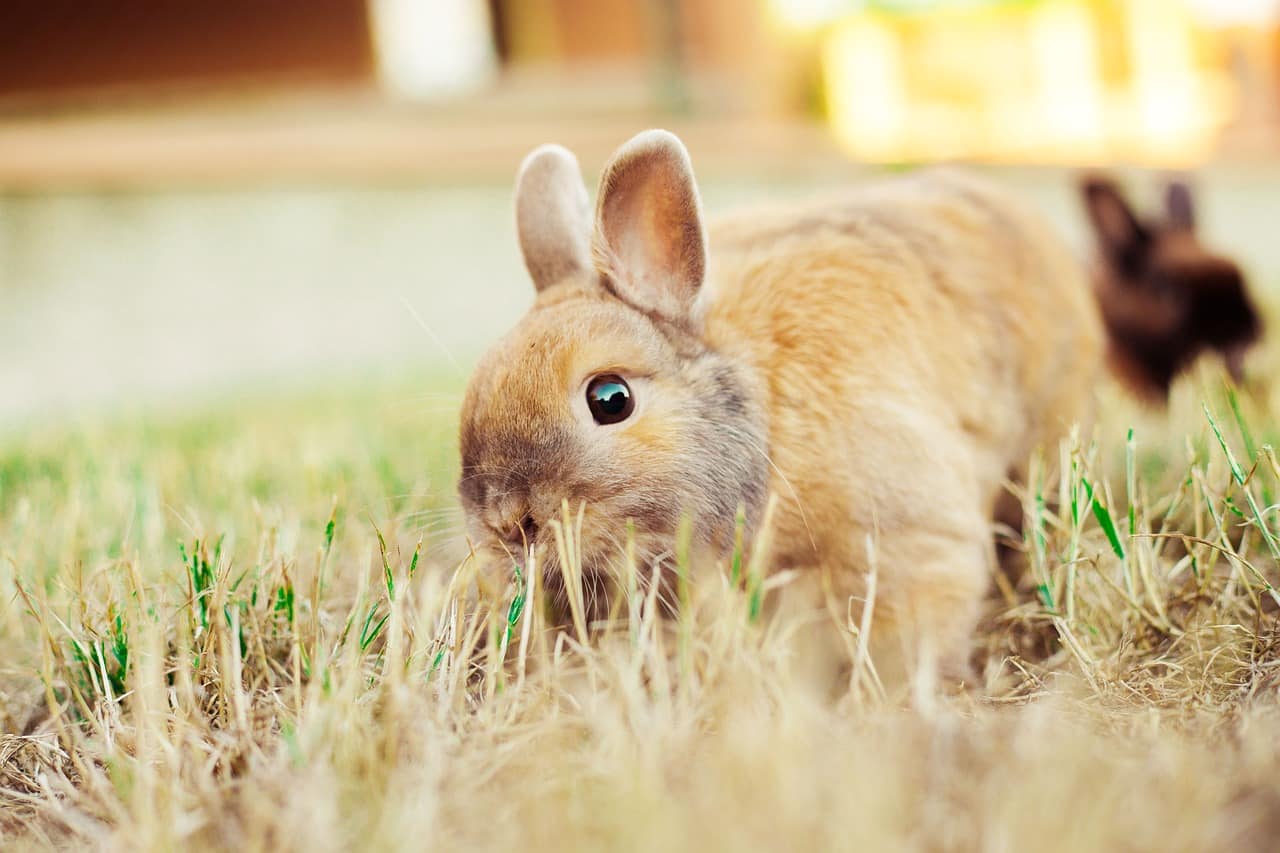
[{"left": 703, "top": 170, "right": 1103, "bottom": 568}]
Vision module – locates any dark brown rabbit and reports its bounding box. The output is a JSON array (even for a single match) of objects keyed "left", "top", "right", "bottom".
[{"left": 1081, "top": 175, "right": 1262, "bottom": 401}]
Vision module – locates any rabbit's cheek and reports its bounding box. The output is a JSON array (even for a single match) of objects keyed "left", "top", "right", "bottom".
[{"left": 611, "top": 415, "right": 678, "bottom": 461}]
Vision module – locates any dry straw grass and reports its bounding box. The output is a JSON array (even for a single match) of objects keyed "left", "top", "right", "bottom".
[{"left": 3, "top": 360, "right": 1280, "bottom": 852}]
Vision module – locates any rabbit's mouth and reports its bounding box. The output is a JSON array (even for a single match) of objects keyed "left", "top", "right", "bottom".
[
  {"left": 468, "top": 500, "right": 700, "bottom": 628},
  {"left": 534, "top": 538, "right": 680, "bottom": 629}
]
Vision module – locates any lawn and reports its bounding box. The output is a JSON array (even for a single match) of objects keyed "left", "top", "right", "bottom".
[{"left": 3, "top": 354, "right": 1280, "bottom": 851}]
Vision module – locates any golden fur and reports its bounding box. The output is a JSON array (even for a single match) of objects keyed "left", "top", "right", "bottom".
[
  {"left": 459, "top": 130, "right": 1103, "bottom": 682},
  {"left": 705, "top": 172, "right": 1103, "bottom": 678}
]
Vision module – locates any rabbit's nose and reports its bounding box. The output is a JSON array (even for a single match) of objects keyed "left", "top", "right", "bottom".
[
  {"left": 510, "top": 513, "right": 539, "bottom": 547},
  {"left": 493, "top": 497, "right": 539, "bottom": 549}
]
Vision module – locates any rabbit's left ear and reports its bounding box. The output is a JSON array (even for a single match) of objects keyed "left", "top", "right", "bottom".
[
  {"left": 1165, "top": 180, "right": 1196, "bottom": 232},
  {"left": 1081, "top": 176, "right": 1149, "bottom": 275},
  {"left": 592, "top": 129, "right": 707, "bottom": 328},
  {"left": 515, "top": 144, "right": 593, "bottom": 292}
]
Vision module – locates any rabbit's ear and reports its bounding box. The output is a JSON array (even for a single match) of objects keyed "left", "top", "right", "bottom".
[
  {"left": 593, "top": 130, "right": 707, "bottom": 327},
  {"left": 1082, "top": 177, "right": 1149, "bottom": 273},
  {"left": 1165, "top": 180, "right": 1196, "bottom": 231},
  {"left": 515, "top": 144, "right": 593, "bottom": 292}
]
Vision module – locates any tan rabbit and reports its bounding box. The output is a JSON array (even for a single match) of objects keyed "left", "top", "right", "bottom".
[{"left": 458, "top": 130, "right": 1103, "bottom": 683}]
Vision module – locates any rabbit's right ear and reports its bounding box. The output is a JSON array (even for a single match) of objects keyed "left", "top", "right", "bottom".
[
  {"left": 1165, "top": 180, "right": 1196, "bottom": 231},
  {"left": 1082, "top": 177, "right": 1149, "bottom": 273},
  {"left": 592, "top": 130, "right": 707, "bottom": 329},
  {"left": 515, "top": 144, "right": 593, "bottom": 292}
]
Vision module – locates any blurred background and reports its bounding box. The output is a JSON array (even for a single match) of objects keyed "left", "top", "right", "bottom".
[{"left": 2, "top": 0, "right": 1279, "bottom": 422}]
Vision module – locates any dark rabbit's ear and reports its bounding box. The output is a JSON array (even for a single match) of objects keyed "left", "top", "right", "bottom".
[
  {"left": 1081, "top": 176, "right": 1149, "bottom": 273},
  {"left": 1165, "top": 180, "right": 1196, "bottom": 231}
]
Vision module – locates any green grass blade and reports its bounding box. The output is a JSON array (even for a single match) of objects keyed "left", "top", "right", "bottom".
[{"left": 1082, "top": 476, "right": 1125, "bottom": 559}]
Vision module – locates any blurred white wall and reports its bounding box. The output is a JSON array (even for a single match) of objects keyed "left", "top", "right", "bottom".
[{"left": 371, "top": 0, "right": 496, "bottom": 100}]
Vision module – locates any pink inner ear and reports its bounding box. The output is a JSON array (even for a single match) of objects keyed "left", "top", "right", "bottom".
[
  {"left": 638, "top": 192, "right": 679, "bottom": 282},
  {"left": 593, "top": 130, "right": 706, "bottom": 323}
]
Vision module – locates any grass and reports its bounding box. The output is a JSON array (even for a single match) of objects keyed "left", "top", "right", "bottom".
[{"left": 3, "top": 359, "right": 1280, "bottom": 852}]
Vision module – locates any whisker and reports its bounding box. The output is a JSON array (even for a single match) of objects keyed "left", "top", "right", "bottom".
[{"left": 399, "top": 294, "right": 464, "bottom": 375}]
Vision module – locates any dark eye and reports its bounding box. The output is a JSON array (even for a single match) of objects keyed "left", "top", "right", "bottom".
[{"left": 586, "top": 374, "right": 634, "bottom": 425}]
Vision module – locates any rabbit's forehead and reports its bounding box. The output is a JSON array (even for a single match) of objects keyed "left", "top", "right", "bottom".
[
  {"left": 496, "top": 299, "right": 673, "bottom": 386},
  {"left": 463, "top": 298, "right": 674, "bottom": 442}
]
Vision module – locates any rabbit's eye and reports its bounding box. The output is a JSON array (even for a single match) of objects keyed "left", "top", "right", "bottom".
[{"left": 586, "top": 375, "right": 634, "bottom": 425}]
